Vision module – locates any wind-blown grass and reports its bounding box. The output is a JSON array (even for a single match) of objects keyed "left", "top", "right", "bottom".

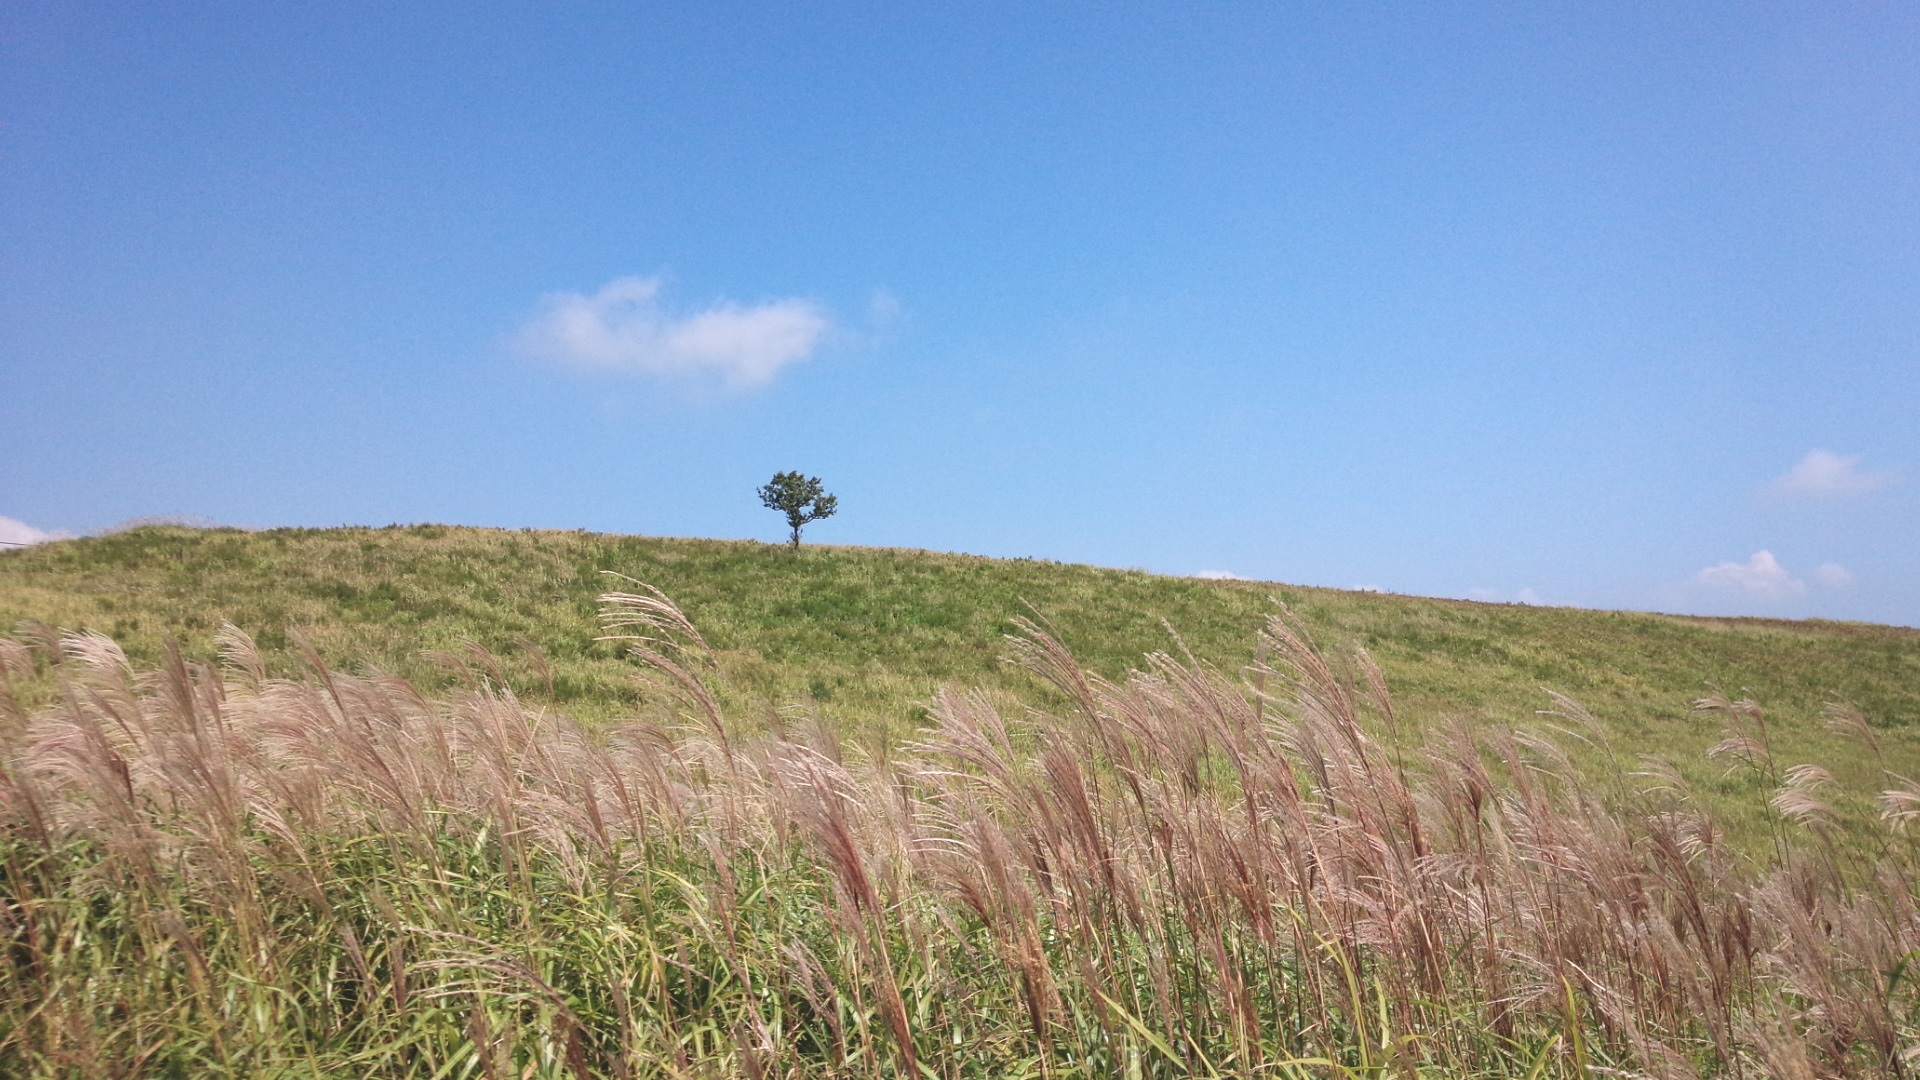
[
  {"left": 4, "top": 524, "right": 1920, "bottom": 847},
  {"left": 2, "top": 586, "right": 1918, "bottom": 1076}
]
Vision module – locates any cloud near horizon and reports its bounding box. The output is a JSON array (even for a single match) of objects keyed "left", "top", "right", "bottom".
[
  {"left": 0, "top": 515, "right": 73, "bottom": 547},
  {"left": 1814, "top": 563, "right": 1856, "bottom": 588},
  {"left": 1697, "top": 550, "right": 1803, "bottom": 598},
  {"left": 1769, "top": 450, "right": 1895, "bottom": 499},
  {"left": 516, "top": 276, "right": 833, "bottom": 387},
  {"left": 1694, "top": 550, "right": 1855, "bottom": 598}
]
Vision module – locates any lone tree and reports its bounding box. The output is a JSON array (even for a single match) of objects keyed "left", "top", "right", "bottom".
[{"left": 757, "top": 471, "right": 838, "bottom": 549}]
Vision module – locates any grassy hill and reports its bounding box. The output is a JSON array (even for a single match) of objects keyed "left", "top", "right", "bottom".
[
  {"left": 8, "top": 523, "right": 1920, "bottom": 1074},
  {"left": 4, "top": 523, "right": 1919, "bottom": 829}
]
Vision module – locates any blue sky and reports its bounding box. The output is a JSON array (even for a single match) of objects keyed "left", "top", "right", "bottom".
[{"left": 4, "top": 2, "right": 1917, "bottom": 624}]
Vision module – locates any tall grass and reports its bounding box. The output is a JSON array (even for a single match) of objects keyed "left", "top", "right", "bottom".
[{"left": 1, "top": 586, "right": 1917, "bottom": 1076}]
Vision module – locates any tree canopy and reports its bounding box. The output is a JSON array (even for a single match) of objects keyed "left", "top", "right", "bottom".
[{"left": 757, "top": 472, "right": 837, "bottom": 548}]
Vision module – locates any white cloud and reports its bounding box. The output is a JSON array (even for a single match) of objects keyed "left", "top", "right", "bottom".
[
  {"left": 1351, "top": 584, "right": 1384, "bottom": 593},
  {"left": 515, "top": 276, "right": 832, "bottom": 387},
  {"left": 1813, "top": 563, "right": 1856, "bottom": 589},
  {"left": 1516, "top": 588, "right": 1542, "bottom": 605},
  {"left": 1193, "top": 569, "right": 1243, "bottom": 580},
  {"left": 1769, "top": 450, "right": 1895, "bottom": 499},
  {"left": 0, "top": 515, "right": 73, "bottom": 547},
  {"left": 1695, "top": 550, "right": 1805, "bottom": 598}
]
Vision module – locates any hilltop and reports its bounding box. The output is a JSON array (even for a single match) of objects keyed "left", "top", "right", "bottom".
[
  {"left": 15, "top": 527, "right": 1920, "bottom": 1073},
  {"left": 3, "top": 524, "right": 1918, "bottom": 828}
]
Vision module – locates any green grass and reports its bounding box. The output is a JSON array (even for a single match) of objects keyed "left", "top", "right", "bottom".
[
  {"left": 4, "top": 523, "right": 1919, "bottom": 836},
  {"left": 7, "top": 524, "right": 1920, "bottom": 1076}
]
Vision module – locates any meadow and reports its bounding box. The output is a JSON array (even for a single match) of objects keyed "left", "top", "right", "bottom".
[
  {"left": 4, "top": 525, "right": 1920, "bottom": 1075},
  {"left": 4, "top": 524, "right": 1919, "bottom": 835}
]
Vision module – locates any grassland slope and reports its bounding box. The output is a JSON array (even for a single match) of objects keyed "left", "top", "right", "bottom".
[{"left": 3, "top": 523, "right": 1918, "bottom": 831}]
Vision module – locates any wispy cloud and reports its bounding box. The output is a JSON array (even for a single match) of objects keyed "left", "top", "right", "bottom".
[
  {"left": 1193, "top": 569, "right": 1243, "bottom": 580},
  {"left": 1813, "top": 563, "right": 1856, "bottom": 589},
  {"left": 865, "top": 289, "right": 904, "bottom": 334},
  {"left": 1696, "top": 550, "right": 1804, "bottom": 598},
  {"left": 0, "top": 515, "right": 73, "bottom": 547},
  {"left": 515, "top": 276, "right": 832, "bottom": 388},
  {"left": 1768, "top": 450, "right": 1895, "bottom": 500}
]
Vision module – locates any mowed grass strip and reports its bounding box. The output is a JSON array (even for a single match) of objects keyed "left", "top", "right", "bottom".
[{"left": 4, "top": 523, "right": 1918, "bottom": 837}]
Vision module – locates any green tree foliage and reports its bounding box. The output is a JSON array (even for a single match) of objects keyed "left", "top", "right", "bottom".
[{"left": 757, "top": 471, "right": 838, "bottom": 548}]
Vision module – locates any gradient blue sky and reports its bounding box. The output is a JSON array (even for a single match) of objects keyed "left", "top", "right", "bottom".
[{"left": 4, "top": 2, "right": 1917, "bottom": 624}]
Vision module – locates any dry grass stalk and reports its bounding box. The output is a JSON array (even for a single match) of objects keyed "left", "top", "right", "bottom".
[{"left": 0, "top": 587, "right": 1916, "bottom": 1076}]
